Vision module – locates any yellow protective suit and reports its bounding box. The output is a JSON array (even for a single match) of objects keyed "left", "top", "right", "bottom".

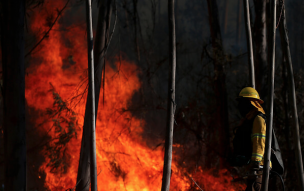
[{"left": 245, "top": 99, "right": 269, "bottom": 166}]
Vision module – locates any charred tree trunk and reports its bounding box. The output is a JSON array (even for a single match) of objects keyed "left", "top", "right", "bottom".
[
  {"left": 261, "top": 0, "right": 276, "bottom": 190},
  {"left": 278, "top": 2, "right": 304, "bottom": 189},
  {"left": 76, "top": 1, "right": 112, "bottom": 190},
  {"left": 281, "top": 57, "right": 291, "bottom": 153},
  {"left": 161, "top": 0, "right": 176, "bottom": 190},
  {"left": 1, "top": 0, "right": 26, "bottom": 190},
  {"left": 236, "top": 0, "right": 243, "bottom": 48},
  {"left": 302, "top": 3, "right": 304, "bottom": 68},
  {"left": 206, "top": 0, "right": 230, "bottom": 164},
  {"left": 133, "top": 0, "right": 140, "bottom": 61},
  {"left": 122, "top": 0, "right": 129, "bottom": 27},
  {"left": 158, "top": 0, "right": 161, "bottom": 24},
  {"left": 223, "top": 0, "right": 229, "bottom": 35},
  {"left": 85, "top": 0, "right": 97, "bottom": 190},
  {"left": 253, "top": 0, "right": 267, "bottom": 93},
  {"left": 243, "top": 0, "right": 255, "bottom": 88},
  {"left": 150, "top": 0, "right": 157, "bottom": 34}
]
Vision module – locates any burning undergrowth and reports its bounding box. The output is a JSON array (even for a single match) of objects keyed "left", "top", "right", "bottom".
[
  {"left": 44, "top": 90, "right": 80, "bottom": 175},
  {"left": 24, "top": 0, "right": 246, "bottom": 190}
]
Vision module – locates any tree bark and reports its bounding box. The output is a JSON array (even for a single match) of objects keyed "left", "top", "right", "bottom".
[
  {"left": 253, "top": 0, "right": 267, "bottom": 93},
  {"left": 76, "top": 1, "right": 112, "bottom": 190},
  {"left": 158, "top": 0, "right": 161, "bottom": 24},
  {"left": 1, "top": 0, "right": 26, "bottom": 190},
  {"left": 243, "top": 0, "right": 255, "bottom": 88},
  {"left": 85, "top": 0, "right": 97, "bottom": 190},
  {"left": 223, "top": 0, "right": 229, "bottom": 35},
  {"left": 160, "top": 0, "right": 176, "bottom": 190},
  {"left": 133, "top": 0, "right": 140, "bottom": 61},
  {"left": 278, "top": 2, "right": 304, "bottom": 190},
  {"left": 236, "top": 0, "right": 243, "bottom": 48},
  {"left": 261, "top": 0, "right": 276, "bottom": 190},
  {"left": 281, "top": 57, "right": 291, "bottom": 153},
  {"left": 206, "top": 0, "right": 230, "bottom": 163}
]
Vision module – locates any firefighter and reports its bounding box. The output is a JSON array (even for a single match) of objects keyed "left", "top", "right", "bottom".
[{"left": 235, "top": 87, "right": 268, "bottom": 191}]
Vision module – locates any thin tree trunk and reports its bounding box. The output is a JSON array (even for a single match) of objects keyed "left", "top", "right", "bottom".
[
  {"left": 85, "top": 0, "right": 97, "bottom": 190},
  {"left": 1, "top": 0, "right": 26, "bottom": 190},
  {"left": 237, "top": 0, "right": 243, "bottom": 48},
  {"left": 291, "top": 3, "right": 297, "bottom": 69},
  {"left": 150, "top": 0, "right": 157, "bottom": 34},
  {"left": 243, "top": 0, "right": 255, "bottom": 88},
  {"left": 281, "top": 57, "right": 291, "bottom": 153},
  {"left": 158, "top": 0, "right": 161, "bottom": 24},
  {"left": 278, "top": 2, "right": 304, "bottom": 190},
  {"left": 76, "top": 1, "right": 112, "bottom": 190},
  {"left": 206, "top": 0, "right": 230, "bottom": 163},
  {"left": 253, "top": 0, "right": 267, "bottom": 93},
  {"left": 261, "top": 0, "right": 276, "bottom": 190},
  {"left": 223, "top": 0, "right": 229, "bottom": 35},
  {"left": 302, "top": 2, "right": 304, "bottom": 69},
  {"left": 161, "top": 0, "right": 176, "bottom": 190},
  {"left": 133, "top": 0, "right": 140, "bottom": 61},
  {"left": 122, "top": 0, "right": 130, "bottom": 28}
]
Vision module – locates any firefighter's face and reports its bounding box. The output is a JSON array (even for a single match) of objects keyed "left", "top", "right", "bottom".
[{"left": 237, "top": 98, "right": 252, "bottom": 117}]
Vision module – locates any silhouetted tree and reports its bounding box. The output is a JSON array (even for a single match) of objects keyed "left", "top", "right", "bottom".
[
  {"left": 206, "top": 0, "right": 230, "bottom": 165},
  {"left": 85, "top": 0, "right": 97, "bottom": 190},
  {"left": 1, "top": 0, "right": 26, "bottom": 190},
  {"left": 262, "top": 0, "right": 276, "bottom": 190},
  {"left": 253, "top": 0, "right": 267, "bottom": 93},
  {"left": 243, "top": 0, "right": 255, "bottom": 88},
  {"left": 278, "top": 1, "right": 304, "bottom": 189},
  {"left": 161, "top": 0, "right": 176, "bottom": 190},
  {"left": 76, "top": 0, "right": 113, "bottom": 190}
]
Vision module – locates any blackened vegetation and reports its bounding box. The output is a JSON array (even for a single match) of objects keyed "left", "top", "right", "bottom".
[
  {"left": 25, "top": 0, "right": 71, "bottom": 58},
  {"left": 110, "top": 161, "right": 127, "bottom": 180},
  {"left": 44, "top": 91, "right": 79, "bottom": 174}
]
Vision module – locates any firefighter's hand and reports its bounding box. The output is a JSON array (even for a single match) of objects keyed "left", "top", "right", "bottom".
[
  {"left": 247, "top": 161, "right": 260, "bottom": 171},
  {"left": 244, "top": 161, "right": 260, "bottom": 179}
]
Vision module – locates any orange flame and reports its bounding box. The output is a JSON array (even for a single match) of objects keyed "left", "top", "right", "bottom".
[{"left": 25, "top": 1, "right": 246, "bottom": 190}]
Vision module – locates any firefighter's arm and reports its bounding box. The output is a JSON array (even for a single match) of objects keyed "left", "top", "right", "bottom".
[{"left": 251, "top": 115, "right": 266, "bottom": 162}]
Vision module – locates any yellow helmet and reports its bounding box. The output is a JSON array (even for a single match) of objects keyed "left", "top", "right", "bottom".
[{"left": 238, "top": 87, "right": 264, "bottom": 104}]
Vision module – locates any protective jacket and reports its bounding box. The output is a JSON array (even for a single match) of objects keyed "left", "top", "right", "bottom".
[
  {"left": 233, "top": 100, "right": 269, "bottom": 166},
  {"left": 246, "top": 110, "right": 267, "bottom": 165}
]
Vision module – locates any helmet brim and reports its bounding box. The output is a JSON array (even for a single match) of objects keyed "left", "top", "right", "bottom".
[{"left": 236, "top": 96, "right": 264, "bottom": 104}]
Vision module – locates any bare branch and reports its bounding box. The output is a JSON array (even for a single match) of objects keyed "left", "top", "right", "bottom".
[{"left": 25, "top": 0, "right": 70, "bottom": 58}]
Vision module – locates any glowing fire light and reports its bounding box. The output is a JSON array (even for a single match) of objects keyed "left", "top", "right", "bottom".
[{"left": 25, "top": 1, "right": 246, "bottom": 190}]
